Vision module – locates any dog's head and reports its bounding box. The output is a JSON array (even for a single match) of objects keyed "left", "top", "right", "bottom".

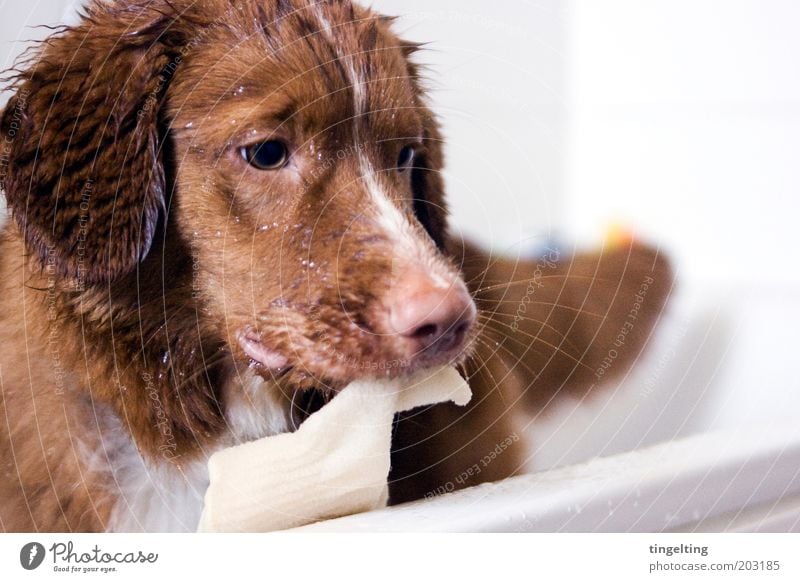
[{"left": 0, "top": 0, "right": 476, "bottom": 390}]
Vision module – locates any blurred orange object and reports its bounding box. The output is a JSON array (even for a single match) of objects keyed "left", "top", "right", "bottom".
[{"left": 604, "top": 223, "right": 636, "bottom": 249}]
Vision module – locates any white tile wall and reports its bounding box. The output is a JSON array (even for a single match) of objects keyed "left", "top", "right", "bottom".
[{"left": 564, "top": 0, "right": 800, "bottom": 286}]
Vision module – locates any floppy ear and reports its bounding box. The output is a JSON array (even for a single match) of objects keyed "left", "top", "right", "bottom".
[{"left": 0, "top": 3, "right": 182, "bottom": 284}]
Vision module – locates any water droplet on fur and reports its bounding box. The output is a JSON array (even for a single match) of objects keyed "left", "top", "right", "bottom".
[
  {"left": 258, "top": 224, "right": 271, "bottom": 232},
  {"left": 215, "top": 230, "right": 223, "bottom": 238},
  {"left": 232, "top": 216, "right": 241, "bottom": 224},
  {"left": 184, "top": 121, "right": 194, "bottom": 129},
  {"left": 161, "top": 352, "right": 170, "bottom": 364},
  {"left": 234, "top": 85, "right": 245, "bottom": 96}
]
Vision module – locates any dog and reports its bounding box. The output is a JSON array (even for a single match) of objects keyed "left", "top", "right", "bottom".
[{"left": 0, "top": 0, "right": 672, "bottom": 532}]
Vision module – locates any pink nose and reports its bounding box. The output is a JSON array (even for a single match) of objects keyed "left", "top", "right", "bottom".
[{"left": 387, "top": 271, "right": 476, "bottom": 359}]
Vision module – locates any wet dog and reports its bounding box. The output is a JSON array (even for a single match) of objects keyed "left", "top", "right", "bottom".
[{"left": 0, "top": 0, "right": 672, "bottom": 531}]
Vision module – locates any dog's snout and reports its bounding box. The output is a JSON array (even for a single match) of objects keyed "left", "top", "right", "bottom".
[{"left": 387, "top": 269, "right": 476, "bottom": 360}]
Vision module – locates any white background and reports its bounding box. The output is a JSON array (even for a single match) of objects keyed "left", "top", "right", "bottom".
[{"left": 2, "top": 1, "right": 799, "bottom": 472}]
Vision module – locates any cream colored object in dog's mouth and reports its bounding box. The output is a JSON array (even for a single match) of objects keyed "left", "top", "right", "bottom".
[{"left": 197, "top": 365, "right": 472, "bottom": 532}]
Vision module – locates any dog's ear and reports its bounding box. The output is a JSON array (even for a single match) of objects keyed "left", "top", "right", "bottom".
[{"left": 0, "top": 4, "right": 183, "bottom": 285}]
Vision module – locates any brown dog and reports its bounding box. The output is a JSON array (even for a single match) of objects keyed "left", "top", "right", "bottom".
[{"left": 0, "top": 0, "right": 672, "bottom": 531}]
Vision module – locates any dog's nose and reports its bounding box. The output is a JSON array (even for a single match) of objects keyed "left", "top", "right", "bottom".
[{"left": 388, "top": 271, "right": 476, "bottom": 358}]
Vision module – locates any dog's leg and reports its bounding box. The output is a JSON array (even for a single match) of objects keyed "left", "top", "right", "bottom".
[{"left": 389, "top": 358, "right": 523, "bottom": 504}]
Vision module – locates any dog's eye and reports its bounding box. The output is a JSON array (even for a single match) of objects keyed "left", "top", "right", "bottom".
[
  {"left": 397, "top": 145, "right": 416, "bottom": 171},
  {"left": 241, "top": 141, "right": 289, "bottom": 170}
]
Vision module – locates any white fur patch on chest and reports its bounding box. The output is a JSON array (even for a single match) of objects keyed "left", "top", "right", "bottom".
[
  {"left": 101, "top": 373, "right": 291, "bottom": 532},
  {"left": 223, "top": 369, "right": 293, "bottom": 442}
]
